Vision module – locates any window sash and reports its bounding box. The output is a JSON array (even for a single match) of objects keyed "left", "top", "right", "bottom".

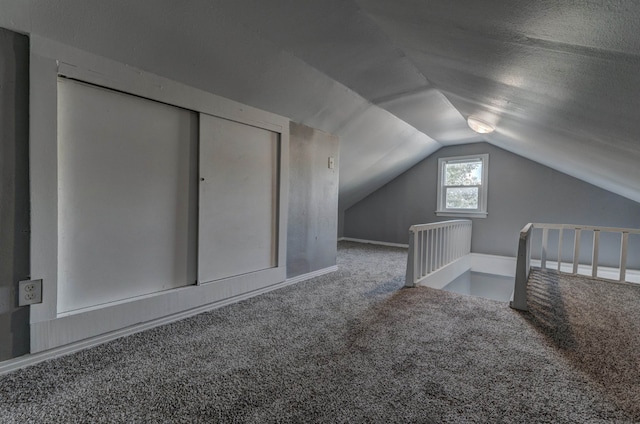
[
  {"left": 444, "top": 186, "right": 481, "bottom": 210},
  {"left": 443, "top": 159, "right": 483, "bottom": 187}
]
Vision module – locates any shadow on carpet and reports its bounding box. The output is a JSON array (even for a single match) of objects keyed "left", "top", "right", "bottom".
[
  {"left": 525, "top": 268, "right": 640, "bottom": 420},
  {"left": 0, "top": 242, "right": 637, "bottom": 423}
]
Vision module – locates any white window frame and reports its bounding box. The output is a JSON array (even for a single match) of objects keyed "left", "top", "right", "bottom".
[{"left": 436, "top": 154, "right": 488, "bottom": 218}]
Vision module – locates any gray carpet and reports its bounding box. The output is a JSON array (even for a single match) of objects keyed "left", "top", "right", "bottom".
[{"left": 1, "top": 241, "right": 639, "bottom": 423}]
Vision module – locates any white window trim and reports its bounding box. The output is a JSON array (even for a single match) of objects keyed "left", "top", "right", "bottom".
[{"left": 435, "top": 154, "right": 489, "bottom": 218}]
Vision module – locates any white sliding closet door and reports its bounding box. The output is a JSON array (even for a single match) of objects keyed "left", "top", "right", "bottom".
[
  {"left": 198, "top": 114, "right": 279, "bottom": 283},
  {"left": 57, "top": 78, "right": 198, "bottom": 313}
]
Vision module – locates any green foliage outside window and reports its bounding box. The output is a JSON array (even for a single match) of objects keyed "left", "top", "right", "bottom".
[{"left": 444, "top": 161, "right": 482, "bottom": 209}]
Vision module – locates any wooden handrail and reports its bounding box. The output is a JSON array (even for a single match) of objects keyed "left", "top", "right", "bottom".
[{"left": 524, "top": 223, "right": 640, "bottom": 234}]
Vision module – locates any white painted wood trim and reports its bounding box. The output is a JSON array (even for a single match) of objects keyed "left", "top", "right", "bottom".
[
  {"left": 436, "top": 154, "right": 489, "bottom": 218},
  {"left": 416, "top": 255, "right": 471, "bottom": 290},
  {"left": 285, "top": 266, "right": 339, "bottom": 285},
  {"left": 0, "top": 265, "right": 337, "bottom": 376},
  {"left": 408, "top": 220, "right": 470, "bottom": 232},
  {"left": 527, "top": 223, "right": 639, "bottom": 283},
  {"left": 29, "top": 41, "right": 60, "bottom": 323},
  {"left": 405, "top": 220, "right": 472, "bottom": 286},
  {"left": 51, "top": 47, "right": 288, "bottom": 134},
  {"left": 338, "top": 237, "right": 409, "bottom": 248},
  {"left": 345, "top": 241, "right": 636, "bottom": 284},
  {"left": 435, "top": 211, "right": 488, "bottom": 218},
  {"left": 530, "top": 223, "right": 640, "bottom": 235},
  {"left": 470, "top": 253, "right": 516, "bottom": 277}
]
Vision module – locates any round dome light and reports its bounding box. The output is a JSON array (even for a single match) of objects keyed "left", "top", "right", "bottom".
[{"left": 467, "top": 116, "right": 495, "bottom": 134}]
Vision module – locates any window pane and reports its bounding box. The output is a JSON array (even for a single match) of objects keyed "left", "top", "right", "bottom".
[
  {"left": 446, "top": 187, "right": 479, "bottom": 209},
  {"left": 444, "top": 161, "right": 482, "bottom": 186}
]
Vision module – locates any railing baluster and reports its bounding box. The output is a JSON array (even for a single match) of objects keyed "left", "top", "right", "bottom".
[
  {"left": 541, "top": 227, "right": 548, "bottom": 270},
  {"left": 592, "top": 230, "right": 600, "bottom": 278},
  {"left": 620, "top": 232, "right": 629, "bottom": 282},
  {"left": 405, "top": 220, "right": 473, "bottom": 287},
  {"left": 573, "top": 228, "right": 581, "bottom": 274},
  {"left": 557, "top": 228, "right": 563, "bottom": 272},
  {"left": 426, "top": 228, "right": 431, "bottom": 273},
  {"left": 447, "top": 226, "right": 452, "bottom": 264},
  {"left": 420, "top": 229, "right": 425, "bottom": 275},
  {"left": 511, "top": 222, "right": 639, "bottom": 308},
  {"left": 438, "top": 227, "right": 443, "bottom": 270},
  {"left": 448, "top": 226, "right": 451, "bottom": 264},
  {"left": 432, "top": 228, "right": 435, "bottom": 272},
  {"left": 453, "top": 225, "right": 457, "bottom": 261},
  {"left": 413, "top": 232, "right": 423, "bottom": 286},
  {"left": 451, "top": 225, "right": 455, "bottom": 260},
  {"left": 445, "top": 226, "right": 448, "bottom": 266},
  {"left": 424, "top": 230, "right": 428, "bottom": 275},
  {"left": 426, "top": 229, "right": 430, "bottom": 274},
  {"left": 442, "top": 227, "right": 449, "bottom": 266},
  {"left": 430, "top": 228, "right": 435, "bottom": 272},
  {"left": 405, "top": 230, "right": 416, "bottom": 287},
  {"left": 436, "top": 227, "right": 441, "bottom": 270},
  {"left": 441, "top": 227, "right": 445, "bottom": 267},
  {"left": 416, "top": 230, "right": 421, "bottom": 278},
  {"left": 420, "top": 230, "right": 426, "bottom": 277}
]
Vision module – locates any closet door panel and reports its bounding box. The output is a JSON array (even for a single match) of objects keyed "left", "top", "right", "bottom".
[
  {"left": 57, "top": 78, "right": 198, "bottom": 313},
  {"left": 198, "top": 114, "right": 278, "bottom": 283}
]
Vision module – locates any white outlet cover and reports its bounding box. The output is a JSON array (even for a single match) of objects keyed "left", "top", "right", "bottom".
[{"left": 18, "top": 279, "right": 43, "bottom": 306}]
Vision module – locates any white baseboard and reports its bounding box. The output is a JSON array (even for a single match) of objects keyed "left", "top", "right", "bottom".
[
  {"left": 0, "top": 265, "right": 338, "bottom": 376},
  {"left": 286, "top": 265, "right": 339, "bottom": 285},
  {"left": 339, "top": 237, "right": 409, "bottom": 249}
]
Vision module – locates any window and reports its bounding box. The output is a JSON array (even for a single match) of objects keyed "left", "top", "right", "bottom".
[{"left": 436, "top": 154, "right": 488, "bottom": 218}]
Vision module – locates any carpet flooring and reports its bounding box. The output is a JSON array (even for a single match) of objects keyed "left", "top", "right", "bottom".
[{"left": 1, "top": 241, "right": 639, "bottom": 423}]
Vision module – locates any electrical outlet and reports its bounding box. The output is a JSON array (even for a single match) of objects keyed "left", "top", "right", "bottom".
[{"left": 18, "top": 279, "right": 43, "bottom": 306}]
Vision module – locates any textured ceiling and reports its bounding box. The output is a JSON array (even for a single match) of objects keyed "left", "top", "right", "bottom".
[
  {"left": 356, "top": 0, "right": 640, "bottom": 202},
  {"left": 1, "top": 0, "right": 639, "bottom": 209}
]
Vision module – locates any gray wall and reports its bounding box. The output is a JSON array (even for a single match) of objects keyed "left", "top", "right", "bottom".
[
  {"left": 344, "top": 142, "right": 640, "bottom": 266},
  {"left": 0, "top": 2, "right": 440, "bottom": 217},
  {"left": 0, "top": 28, "right": 30, "bottom": 360},
  {"left": 287, "top": 122, "right": 339, "bottom": 278},
  {"left": 0, "top": 27, "right": 340, "bottom": 359}
]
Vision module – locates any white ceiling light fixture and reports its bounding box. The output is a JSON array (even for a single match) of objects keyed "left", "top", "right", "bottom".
[{"left": 467, "top": 116, "right": 495, "bottom": 134}]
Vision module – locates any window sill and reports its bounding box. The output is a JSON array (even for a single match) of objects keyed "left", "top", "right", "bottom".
[{"left": 435, "top": 210, "right": 488, "bottom": 219}]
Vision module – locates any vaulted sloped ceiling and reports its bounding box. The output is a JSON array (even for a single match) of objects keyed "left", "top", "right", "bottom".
[
  {"left": 355, "top": 0, "right": 640, "bottom": 203},
  {"left": 2, "top": 0, "right": 639, "bottom": 210},
  {"left": 219, "top": 0, "right": 640, "bottom": 207}
]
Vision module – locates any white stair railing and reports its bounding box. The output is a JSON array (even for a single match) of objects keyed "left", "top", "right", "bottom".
[
  {"left": 511, "top": 223, "right": 640, "bottom": 311},
  {"left": 405, "top": 220, "right": 472, "bottom": 287}
]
